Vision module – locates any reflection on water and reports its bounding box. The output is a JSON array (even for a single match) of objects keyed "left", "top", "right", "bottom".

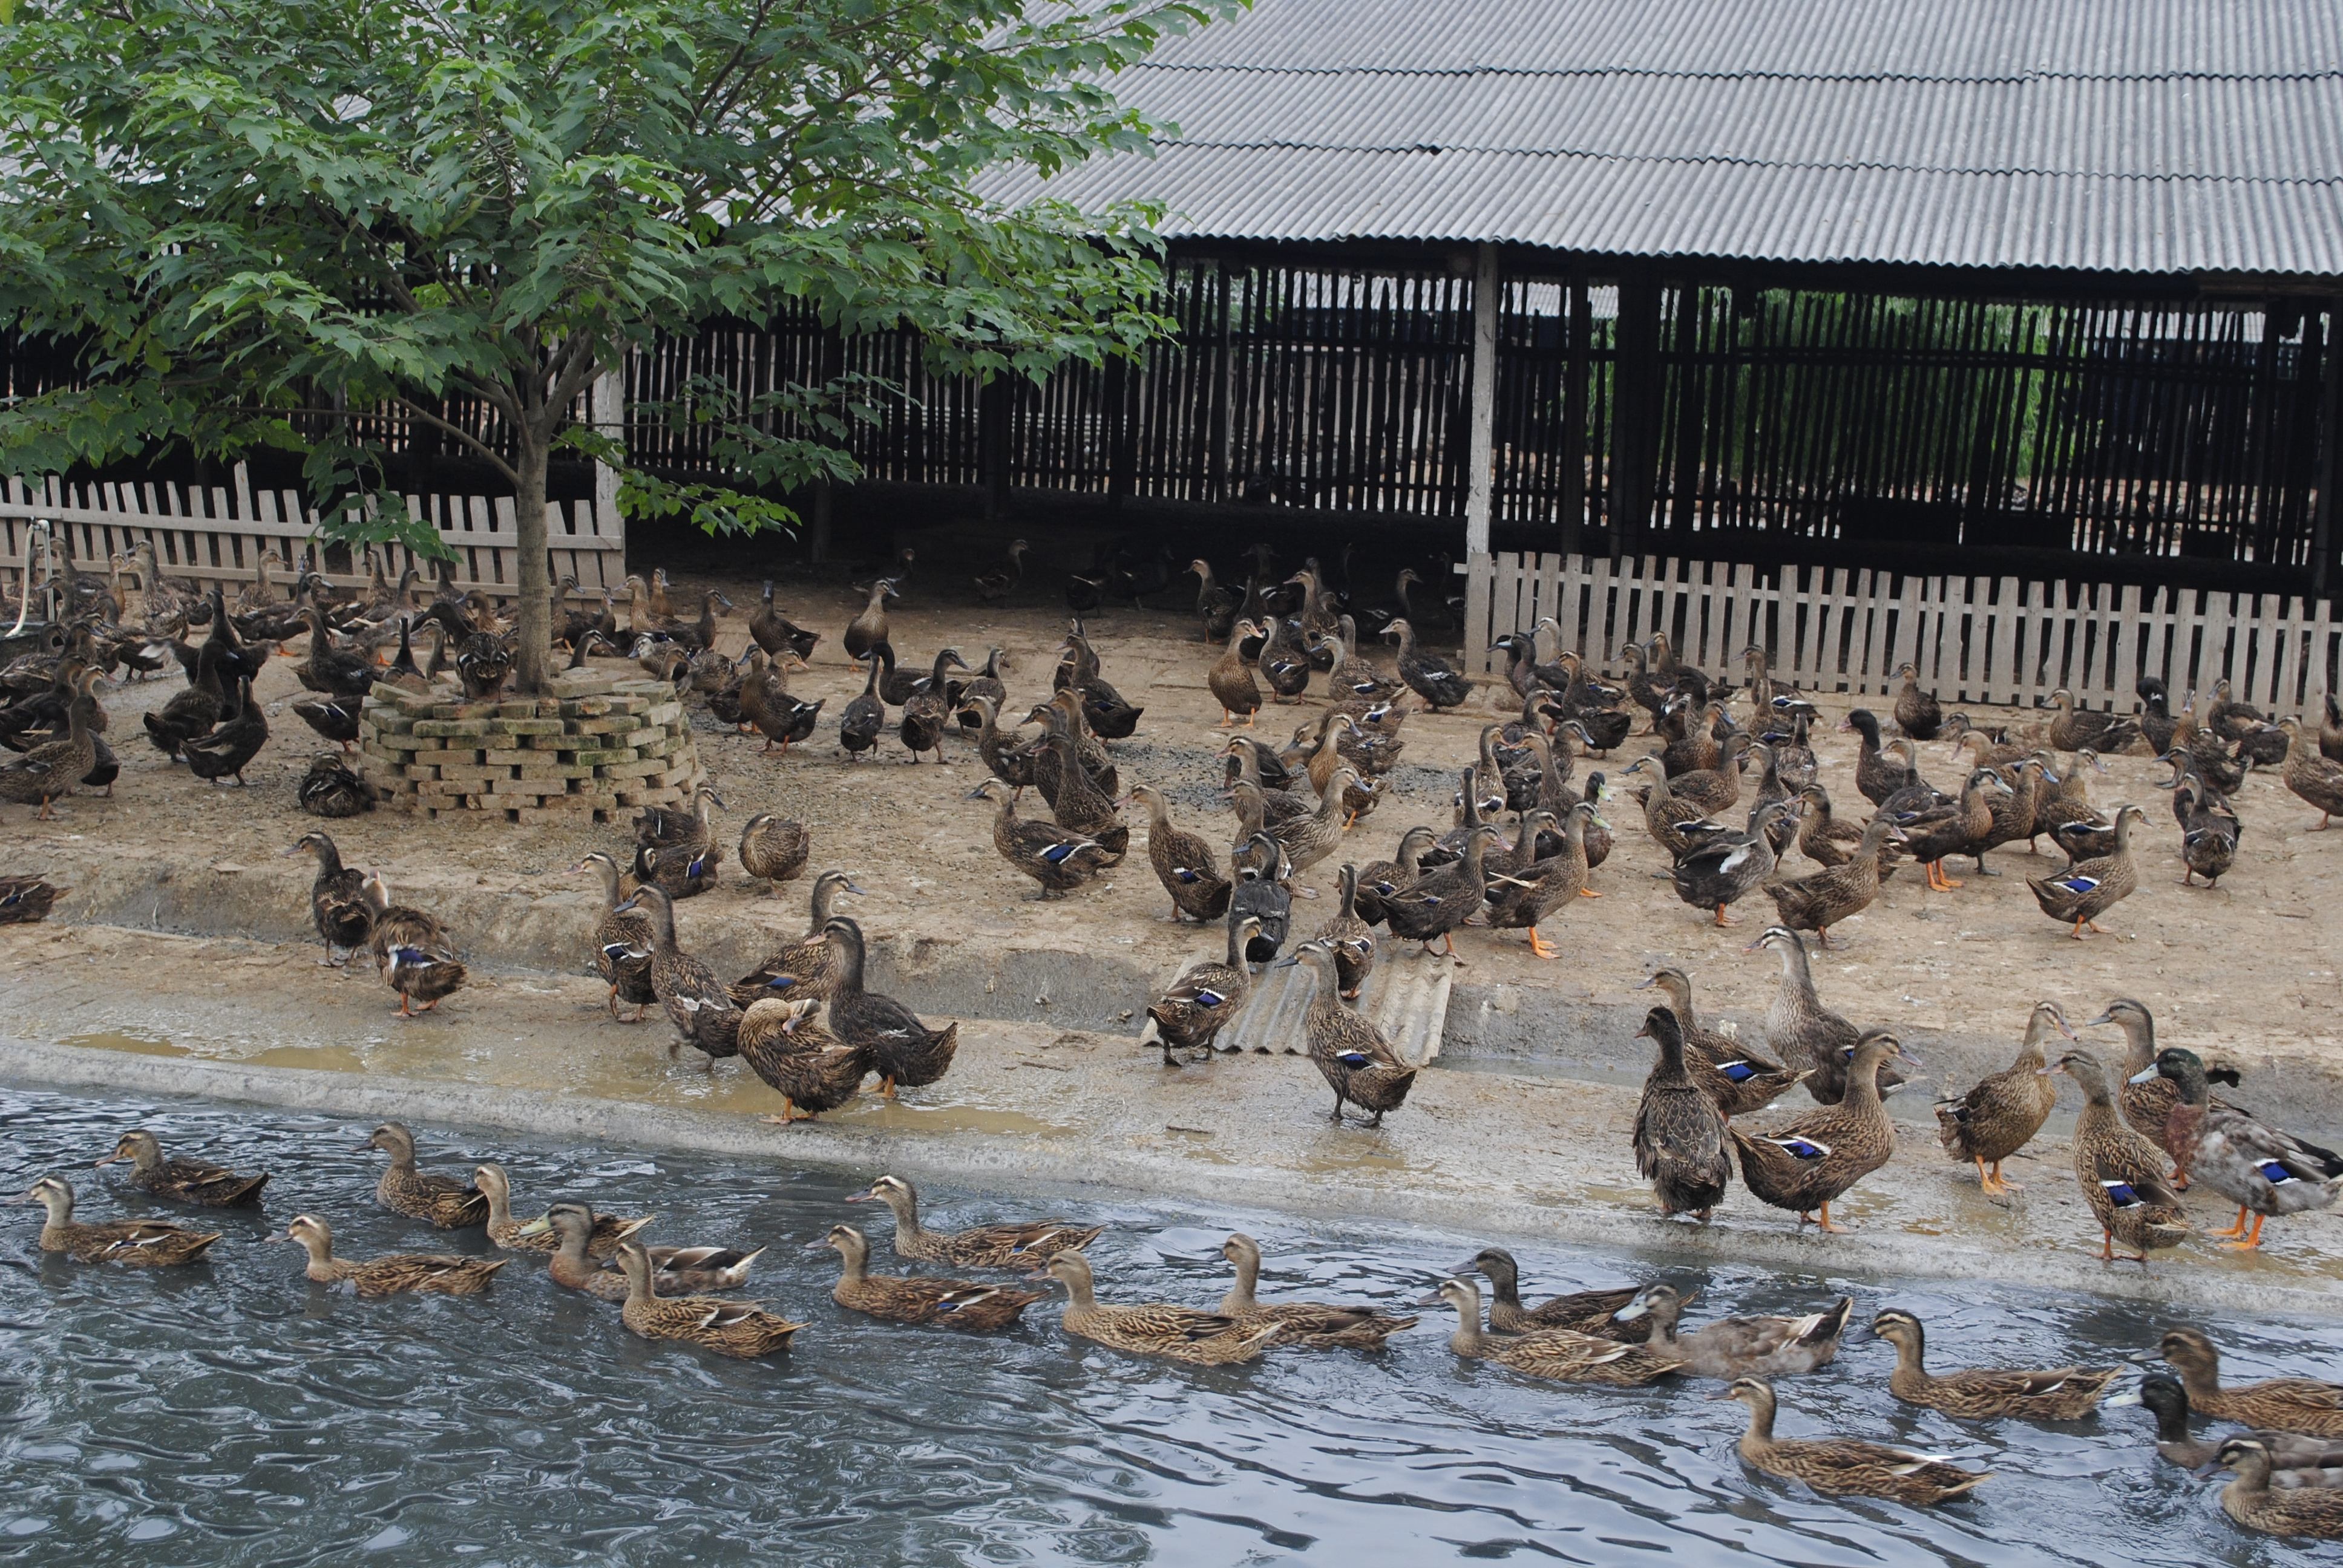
[{"left": 0, "top": 1085, "right": 2332, "bottom": 1565}]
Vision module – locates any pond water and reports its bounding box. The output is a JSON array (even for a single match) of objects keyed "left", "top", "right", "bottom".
[{"left": 0, "top": 1084, "right": 2332, "bottom": 1566}]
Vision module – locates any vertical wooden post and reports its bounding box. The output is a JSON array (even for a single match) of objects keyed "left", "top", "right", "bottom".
[
  {"left": 1104, "top": 353, "right": 1133, "bottom": 507},
  {"left": 1212, "top": 260, "right": 1235, "bottom": 503},
  {"left": 1464, "top": 244, "right": 1501, "bottom": 558},
  {"left": 2316, "top": 299, "right": 2342, "bottom": 598},
  {"left": 979, "top": 376, "right": 1009, "bottom": 522},
  {"left": 589, "top": 368, "right": 624, "bottom": 560},
  {"left": 1611, "top": 269, "right": 1661, "bottom": 559},
  {"left": 1671, "top": 283, "right": 1704, "bottom": 535},
  {"left": 1559, "top": 275, "right": 1589, "bottom": 558}
]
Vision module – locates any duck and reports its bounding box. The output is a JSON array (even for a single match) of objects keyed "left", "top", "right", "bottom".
[
  {"left": 2026, "top": 803, "right": 2146, "bottom": 938},
  {"left": 1631, "top": 1007, "right": 1732, "bottom": 1220},
  {"left": 1057, "top": 629, "right": 1143, "bottom": 739},
  {"left": 1893, "top": 663, "right": 1942, "bottom": 740},
  {"left": 1, "top": 667, "right": 99, "bottom": 817},
  {"left": 823, "top": 916, "right": 957, "bottom": 1096},
  {"left": 519, "top": 1203, "right": 762, "bottom": 1301},
  {"left": 1041, "top": 1250, "right": 1280, "bottom": 1365},
  {"left": 287, "top": 830, "right": 375, "bottom": 966},
  {"left": 967, "top": 779, "right": 1115, "bottom": 898},
  {"left": 1307, "top": 864, "right": 1377, "bottom": 998},
  {"left": 898, "top": 646, "right": 967, "bottom": 762},
  {"left": 574, "top": 851, "right": 655, "bottom": 1022},
  {"left": 632, "top": 788, "right": 724, "bottom": 900},
  {"left": 846, "top": 1174, "right": 1101, "bottom": 1269},
  {"left": 1895, "top": 768, "right": 2001, "bottom": 892},
  {"left": 735, "top": 998, "right": 871, "bottom": 1123},
  {"left": 747, "top": 581, "right": 819, "bottom": 664},
  {"left": 1671, "top": 800, "right": 1794, "bottom": 928},
  {"left": 1382, "top": 821, "right": 1501, "bottom": 959},
  {"left": 361, "top": 1122, "right": 487, "bottom": 1227},
  {"left": 1268, "top": 766, "right": 1355, "bottom": 885},
  {"left": 2046, "top": 687, "right": 2140, "bottom": 756},
  {"left": 838, "top": 656, "right": 886, "bottom": 759},
  {"left": 20, "top": 1175, "right": 221, "bottom": 1266},
  {"left": 2046, "top": 1049, "right": 2189, "bottom": 1263},
  {"left": 1730, "top": 1030, "right": 1908, "bottom": 1232},
  {"left": 1228, "top": 838, "right": 1294, "bottom": 965},
  {"left": 1452, "top": 1247, "right": 1642, "bottom": 1339},
  {"left": 1251, "top": 612, "right": 1312, "bottom": 704},
  {"left": 2276, "top": 717, "right": 2343, "bottom": 827},
  {"left": 94, "top": 1129, "right": 268, "bottom": 1207},
  {"left": 728, "top": 869, "right": 865, "bottom": 1006},
  {"left": 1637, "top": 966, "right": 1806, "bottom": 1119},
  {"left": 290, "top": 692, "right": 361, "bottom": 752},
  {"left": 473, "top": 1163, "right": 648, "bottom": 1256},
  {"left": 1715, "top": 1377, "right": 1989, "bottom": 1505},
  {"left": 1841, "top": 709, "right": 1906, "bottom": 805},
  {"left": 960, "top": 694, "right": 1037, "bottom": 793},
  {"left": 1483, "top": 803, "right": 1599, "bottom": 960},
  {"left": 1189, "top": 559, "right": 1241, "bottom": 642},
  {"left": 1626, "top": 757, "right": 1732, "bottom": 861},
  {"left": 1212, "top": 1232, "right": 1417, "bottom": 1349},
  {"left": 841, "top": 578, "right": 897, "bottom": 662},
  {"left": 1352, "top": 825, "right": 1439, "bottom": 928},
  {"left": 2213, "top": 1439, "right": 2343, "bottom": 1538},
  {"left": 1283, "top": 940, "right": 1417, "bottom": 1126},
  {"left": 2088, "top": 996, "right": 2238, "bottom": 1181},
  {"left": 0, "top": 875, "right": 63, "bottom": 924},
  {"left": 1129, "top": 783, "right": 1231, "bottom": 923},
  {"left": 2139, "top": 1047, "right": 2343, "bottom": 1250},
  {"left": 1613, "top": 1285, "right": 1850, "bottom": 1379},
  {"left": 738, "top": 814, "right": 811, "bottom": 894},
  {"left": 953, "top": 647, "right": 1008, "bottom": 737},
  {"left": 746, "top": 678, "right": 824, "bottom": 755},
  {"left": 1423, "top": 1276, "right": 1682, "bottom": 1386},
  {"left": 360, "top": 874, "right": 467, "bottom": 1016},
  {"left": 1142, "top": 915, "right": 1263, "bottom": 1065},
  {"left": 2174, "top": 776, "right": 2241, "bottom": 887},
  {"left": 1934, "top": 1001, "right": 2074, "bottom": 1195},
  {"left": 2157, "top": 1328, "right": 2343, "bottom": 1437},
  {"left": 1763, "top": 814, "right": 1902, "bottom": 947},
  {"left": 1030, "top": 702, "right": 1127, "bottom": 861},
  {"left": 272, "top": 1212, "right": 504, "bottom": 1296},
  {"left": 2112, "top": 1374, "right": 2343, "bottom": 1481},
  {"left": 1870, "top": 1310, "right": 2118, "bottom": 1420},
  {"left": 618, "top": 884, "right": 741, "bottom": 1064},
  {"left": 1383, "top": 619, "right": 1471, "bottom": 710},
  {"left": 613, "top": 1240, "right": 802, "bottom": 1359},
  {"left": 972, "top": 540, "right": 1029, "bottom": 603},
  {"left": 813, "top": 1224, "right": 1046, "bottom": 1330},
  {"left": 296, "top": 752, "right": 377, "bottom": 818}
]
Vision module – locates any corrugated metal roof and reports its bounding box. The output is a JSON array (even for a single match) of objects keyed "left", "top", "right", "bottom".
[{"left": 976, "top": 0, "right": 2343, "bottom": 275}]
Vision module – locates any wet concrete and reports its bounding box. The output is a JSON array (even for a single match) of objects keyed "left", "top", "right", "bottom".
[{"left": 6, "top": 921, "right": 2340, "bottom": 1319}]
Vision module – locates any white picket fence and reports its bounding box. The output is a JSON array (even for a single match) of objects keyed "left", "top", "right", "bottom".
[
  {"left": 0, "top": 465, "right": 624, "bottom": 605},
  {"left": 1464, "top": 549, "right": 2343, "bottom": 714}
]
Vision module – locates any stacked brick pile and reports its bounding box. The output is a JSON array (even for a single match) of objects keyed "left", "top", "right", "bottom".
[{"left": 358, "top": 673, "right": 704, "bottom": 825}]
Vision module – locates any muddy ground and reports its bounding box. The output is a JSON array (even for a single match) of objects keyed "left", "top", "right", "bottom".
[{"left": 7, "top": 567, "right": 2343, "bottom": 1299}]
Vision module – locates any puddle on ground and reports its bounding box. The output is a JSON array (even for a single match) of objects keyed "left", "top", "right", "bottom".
[{"left": 57, "top": 1030, "right": 183, "bottom": 1058}]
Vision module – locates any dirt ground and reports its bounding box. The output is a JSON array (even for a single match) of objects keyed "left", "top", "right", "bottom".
[{"left": 17, "top": 566, "right": 2343, "bottom": 1077}]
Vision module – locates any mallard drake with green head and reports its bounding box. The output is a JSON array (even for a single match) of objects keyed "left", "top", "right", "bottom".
[
  {"left": 287, "top": 831, "right": 375, "bottom": 965},
  {"left": 736, "top": 998, "right": 870, "bottom": 1123},
  {"left": 1213, "top": 1232, "right": 1417, "bottom": 1350},
  {"left": 1129, "top": 783, "right": 1231, "bottom": 923},
  {"left": 846, "top": 1174, "right": 1102, "bottom": 1270},
  {"left": 1283, "top": 940, "right": 1417, "bottom": 1126},
  {"left": 2027, "top": 803, "right": 2146, "bottom": 937},
  {"left": 1143, "top": 915, "right": 1263, "bottom": 1065},
  {"left": 814, "top": 1224, "right": 1046, "bottom": 1331},
  {"left": 2138, "top": 1047, "right": 2343, "bottom": 1249},
  {"left": 361, "top": 1122, "right": 487, "bottom": 1228},
  {"left": 273, "top": 1213, "right": 505, "bottom": 1296},
  {"left": 1870, "top": 1310, "right": 2117, "bottom": 1420},
  {"left": 21, "top": 1176, "right": 220, "bottom": 1266},
  {"left": 1632, "top": 1007, "right": 1732, "bottom": 1219},
  {"left": 1043, "top": 1250, "right": 1280, "bottom": 1364},
  {"left": 1934, "top": 1000, "right": 2074, "bottom": 1195},
  {"left": 1613, "top": 1285, "right": 1850, "bottom": 1379},
  {"left": 614, "top": 1240, "right": 801, "bottom": 1358},
  {"left": 1715, "top": 1377, "right": 1989, "bottom": 1504},
  {"left": 95, "top": 1129, "right": 267, "bottom": 1207},
  {"left": 1423, "top": 1277, "right": 1682, "bottom": 1385},
  {"left": 1730, "top": 1031, "right": 1908, "bottom": 1232},
  {"left": 2046, "top": 1049, "right": 2188, "bottom": 1263}
]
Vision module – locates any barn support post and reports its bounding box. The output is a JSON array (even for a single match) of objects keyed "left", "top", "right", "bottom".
[
  {"left": 1104, "top": 353, "right": 1133, "bottom": 506},
  {"left": 1610, "top": 268, "right": 1662, "bottom": 559},
  {"left": 2316, "top": 299, "right": 2342, "bottom": 599},
  {"left": 979, "top": 375, "right": 1009, "bottom": 521},
  {"left": 1559, "top": 275, "right": 1589, "bottom": 557},
  {"left": 1463, "top": 244, "right": 1501, "bottom": 558}
]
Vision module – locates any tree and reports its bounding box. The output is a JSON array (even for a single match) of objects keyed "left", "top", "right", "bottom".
[{"left": 0, "top": 0, "right": 1232, "bottom": 690}]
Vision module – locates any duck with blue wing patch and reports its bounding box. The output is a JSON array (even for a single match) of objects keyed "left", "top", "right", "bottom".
[
  {"left": 1729, "top": 1030, "right": 1909, "bottom": 1233},
  {"left": 2047, "top": 1048, "right": 2188, "bottom": 1263},
  {"left": 1128, "top": 783, "right": 1230, "bottom": 922},
  {"left": 1282, "top": 939, "right": 1417, "bottom": 1126},
  {"left": 1935, "top": 1001, "right": 2073, "bottom": 1195},
  {"left": 574, "top": 851, "right": 654, "bottom": 1021},
  {"left": 1143, "top": 915, "right": 1263, "bottom": 1065},
  {"left": 967, "top": 779, "right": 1113, "bottom": 898},
  {"left": 2028, "top": 803, "right": 2145, "bottom": 937},
  {"left": 361, "top": 874, "right": 466, "bottom": 1017},
  {"left": 2140, "top": 1046, "right": 2343, "bottom": 1250},
  {"left": 1670, "top": 800, "right": 1794, "bottom": 927},
  {"left": 1631, "top": 1007, "right": 1732, "bottom": 1220}
]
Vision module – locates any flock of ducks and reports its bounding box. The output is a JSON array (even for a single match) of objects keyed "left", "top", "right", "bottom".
[
  {"left": 19, "top": 1122, "right": 2343, "bottom": 1536},
  {"left": 9, "top": 544, "right": 2343, "bottom": 1538}
]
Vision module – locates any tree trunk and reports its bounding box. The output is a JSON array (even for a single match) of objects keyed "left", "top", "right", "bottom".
[{"left": 511, "top": 430, "right": 553, "bottom": 694}]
